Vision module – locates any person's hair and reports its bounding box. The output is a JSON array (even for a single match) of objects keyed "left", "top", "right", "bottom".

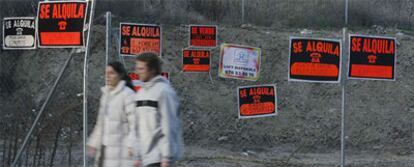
[
  {"left": 107, "top": 61, "right": 135, "bottom": 91},
  {"left": 135, "top": 52, "right": 162, "bottom": 75}
]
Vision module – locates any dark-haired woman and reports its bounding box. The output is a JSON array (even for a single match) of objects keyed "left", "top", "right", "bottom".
[{"left": 87, "top": 62, "right": 139, "bottom": 167}]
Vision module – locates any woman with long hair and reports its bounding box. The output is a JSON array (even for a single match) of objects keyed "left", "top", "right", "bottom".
[{"left": 87, "top": 61, "right": 138, "bottom": 167}]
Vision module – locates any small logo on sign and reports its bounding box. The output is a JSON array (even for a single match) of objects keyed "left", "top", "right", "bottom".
[
  {"left": 253, "top": 95, "right": 261, "bottom": 103},
  {"left": 121, "top": 47, "right": 129, "bottom": 53},
  {"left": 193, "top": 58, "right": 200, "bottom": 64},
  {"left": 368, "top": 55, "right": 377, "bottom": 64},
  {"left": 234, "top": 50, "right": 249, "bottom": 65},
  {"left": 58, "top": 21, "right": 67, "bottom": 30},
  {"left": 310, "top": 53, "right": 321, "bottom": 63},
  {"left": 16, "top": 28, "right": 23, "bottom": 35}
]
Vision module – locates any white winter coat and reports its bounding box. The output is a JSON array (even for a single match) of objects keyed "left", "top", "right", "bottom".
[
  {"left": 131, "top": 76, "right": 183, "bottom": 166},
  {"left": 87, "top": 81, "right": 137, "bottom": 167}
]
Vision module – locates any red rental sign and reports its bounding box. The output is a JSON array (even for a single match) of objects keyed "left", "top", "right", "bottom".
[
  {"left": 182, "top": 49, "right": 210, "bottom": 72},
  {"left": 120, "top": 23, "right": 161, "bottom": 56},
  {"left": 238, "top": 85, "right": 278, "bottom": 119},
  {"left": 289, "top": 37, "right": 341, "bottom": 83},
  {"left": 348, "top": 35, "right": 396, "bottom": 80},
  {"left": 37, "top": 1, "right": 88, "bottom": 48},
  {"left": 189, "top": 25, "right": 217, "bottom": 47}
]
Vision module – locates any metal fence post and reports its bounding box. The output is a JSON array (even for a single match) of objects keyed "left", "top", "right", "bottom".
[
  {"left": 105, "top": 11, "right": 112, "bottom": 85},
  {"left": 341, "top": 0, "right": 349, "bottom": 166},
  {"left": 340, "top": 27, "right": 348, "bottom": 167},
  {"left": 345, "top": 0, "right": 349, "bottom": 26},
  {"left": 83, "top": 0, "right": 96, "bottom": 166},
  {"left": 242, "top": 0, "right": 245, "bottom": 24}
]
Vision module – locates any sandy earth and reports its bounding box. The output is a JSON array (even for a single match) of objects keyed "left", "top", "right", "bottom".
[{"left": 178, "top": 145, "right": 414, "bottom": 166}]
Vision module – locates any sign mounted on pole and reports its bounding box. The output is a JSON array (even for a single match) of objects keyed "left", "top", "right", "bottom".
[
  {"left": 289, "top": 37, "right": 342, "bottom": 83},
  {"left": 348, "top": 34, "right": 396, "bottom": 81},
  {"left": 238, "top": 84, "right": 277, "bottom": 119},
  {"left": 37, "top": 1, "right": 88, "bottom": 48},
  {"left": 3, "top": 17, "right": 36, "bottom": 50},
  {"left": 219, "top": 43, "right": 261, "bottom": 81},
  {"left": 189, "top": 25, "right": 217, "bottom": 47},
  {"left": 182, "top": 48, "right": 210, "bottom": 72},
  {"left": 119, "top": 23, "right": 162, "bottom": 57}
]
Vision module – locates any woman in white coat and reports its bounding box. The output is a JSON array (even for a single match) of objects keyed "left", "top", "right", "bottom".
[{"left": 87, "top": 61, "right": 138, "bottom": 167}]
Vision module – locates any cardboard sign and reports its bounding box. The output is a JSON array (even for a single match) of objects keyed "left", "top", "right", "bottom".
[
  {"left": 128, "top": 72, "right": 169, "bottom": 91},
  {"left": 37, "top": 1, "right": 88, "bottom": 48},
  {"left": 3, "top": 17, "right": 36, "bottom": 49},
  {"left": 238, "top": 85, "right": 277, "bottom": 119},
  {"left": 349, "top": 35, "right": 396, "bottom": 80},
  {"left": 189, "top": 25, "right": 217, "bottom": 47},
  {"left": 219, "top": 43, "right": 261, "bottom": 81},
  {"left": 182, "top": 49, "right": 210, "bottom": 72},
  {"left": 120, "top": 23, "right": 161, "bottom": 56},
  {"left": 289, "top": 37, "right": 341, "bottom": 83}
]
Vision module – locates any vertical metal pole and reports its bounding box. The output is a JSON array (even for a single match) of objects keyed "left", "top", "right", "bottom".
[
  {"left": 11, "top": 49, "right": 75, "bottom": 167},
  {"left": 105, "top": 11, "right": 111, "bottom": 86},
  {"left": 84, "top": 0, "right": 96, "bottom": 166},
  {"left": 241, "top": 0, "right": 245, "bottom": 24},
  {"left": 340, "top": 27, "right": 348, "bottom": 167},
  {"left": 340, "top": 81, "right": 346, "bottom": 167},
  {"left": 120, "top": 54, "right": 126, "bottom": 67},
  {"left": 113, "top": 30, "right": 126, "bottom": 66},
  {"left": 341, "top": 1, "right": 350, "bottom": 164},
  {"left": 345, "top": 0, "right": 349, "bottom": 26}
]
